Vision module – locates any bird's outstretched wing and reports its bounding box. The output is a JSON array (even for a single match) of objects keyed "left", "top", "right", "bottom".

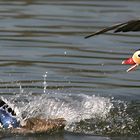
[{"left": 85, "top": 20, "right": 140, "bottom": 39}]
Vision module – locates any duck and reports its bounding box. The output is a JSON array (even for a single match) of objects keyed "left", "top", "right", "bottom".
[
  {"left": 85, "top": 19, "right": 140, "bottom": 39},
  {"left": 0, "top": 98, "right": 66, "bottom": 135}
]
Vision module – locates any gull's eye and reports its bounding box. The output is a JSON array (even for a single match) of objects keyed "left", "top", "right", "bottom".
[{"left": 138, "top": 54, "right": 140, "bottom": 57}]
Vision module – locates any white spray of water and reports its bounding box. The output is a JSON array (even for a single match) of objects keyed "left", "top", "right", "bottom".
[
  {"left": 15, "top": 94, "right": 113, "bottom": 125},
  {"left": 42, "top": 72, "right": 48, "bottom": 93}
]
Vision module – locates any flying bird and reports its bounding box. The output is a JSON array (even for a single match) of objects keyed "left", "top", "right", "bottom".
[
  {"left": 85, "top": 20, "right": 140, "bottom": 39},
  {"left": 85, "top": 19, "right": 140, "bottom": 72}
]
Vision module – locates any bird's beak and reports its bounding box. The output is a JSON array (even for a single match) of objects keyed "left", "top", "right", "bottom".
[{"left": 122, "top": 57, "right": 138, "bottom": 72}]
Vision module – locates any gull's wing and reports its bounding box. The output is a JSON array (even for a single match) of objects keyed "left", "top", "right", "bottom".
[{"left": 85, "top": 20, "right": 140, "bottom": 39}]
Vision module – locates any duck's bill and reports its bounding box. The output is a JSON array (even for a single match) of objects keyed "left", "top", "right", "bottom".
[{"left": 122, "top": 57, "right": 138, "bottom": 72}]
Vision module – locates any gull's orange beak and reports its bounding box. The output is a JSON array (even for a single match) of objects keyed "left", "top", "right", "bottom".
[
  {"left": 122, "top": 50, "right": 140, "bottom": 72},
  {"left": 122, "top": 58, "right": 138, "bottom": 72},
  {"left": 122, "top": 57, "right": 135, "bottom": 65}
]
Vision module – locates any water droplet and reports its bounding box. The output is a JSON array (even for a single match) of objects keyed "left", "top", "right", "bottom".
[{"left": 43, "top": 72, "right": 48, "bottom": 93}]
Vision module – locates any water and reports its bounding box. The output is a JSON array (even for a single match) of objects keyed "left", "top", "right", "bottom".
[{"left": 0, "top": 0, "right": 140, "bottom": 139}]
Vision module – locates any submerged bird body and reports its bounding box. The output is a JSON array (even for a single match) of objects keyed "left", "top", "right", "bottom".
[
  {"left": 11, "top": 117, "right": 66, "bottom": 135},
  {"left": 0, "top": 98, "right": 66, "bottom": 135}
]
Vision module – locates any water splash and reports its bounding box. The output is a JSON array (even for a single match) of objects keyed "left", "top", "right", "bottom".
[
  {"left": 17, "top": 83, "right": 24, "bottom": 94},
  {"left": 2, "top": 93, "right": 140, "bottom": 136},
  {"left": 69, "top": 99, "right": 139, "bottom": 136},
  {"left": 42, "top": 72, "right": 48, "bottom": 93},
  {"left": 21, "top": 94, "right": 112, "bottom": 122}
]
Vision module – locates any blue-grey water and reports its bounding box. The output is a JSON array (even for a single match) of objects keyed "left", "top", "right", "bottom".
[{"left": 0, "top": 0, "right": 140, "bottom": 140}]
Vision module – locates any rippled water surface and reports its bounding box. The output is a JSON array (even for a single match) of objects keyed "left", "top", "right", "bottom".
[{"left": 0, "top": 0, "right": 140, "bottom": 140}]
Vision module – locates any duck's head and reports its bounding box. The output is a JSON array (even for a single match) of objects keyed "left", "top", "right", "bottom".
[{"left": 122, "top": 50, "right": 140, "bottom": 72}]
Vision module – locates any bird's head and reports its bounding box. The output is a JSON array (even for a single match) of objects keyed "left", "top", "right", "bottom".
[{"left": 122, "top": 50, "right": 140, "bottom": 72}]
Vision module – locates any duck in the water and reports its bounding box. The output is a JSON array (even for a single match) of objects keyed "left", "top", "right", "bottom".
[{"left": 0, "top": 98, "right": 66, "bottom": 135}]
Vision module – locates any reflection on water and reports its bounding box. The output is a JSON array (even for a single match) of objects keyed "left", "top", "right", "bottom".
[
  {"left": 1, "top": 133, "right": 64, "bottom": 140},
  {"left": 1, "top": 133, "right": 140, "bottom": 140},
  {"left": 0, "top": 0, "right": 140, "bottom": 139}
]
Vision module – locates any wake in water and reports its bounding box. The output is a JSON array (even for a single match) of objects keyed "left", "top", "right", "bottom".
[{"left": 2, "top": 92, "right": 140, "bottom": 136}]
